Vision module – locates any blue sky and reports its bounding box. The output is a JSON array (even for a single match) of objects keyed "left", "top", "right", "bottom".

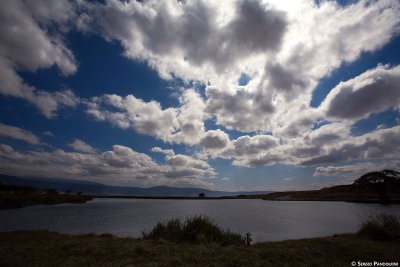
[{"left": 0, "top": 0, "right": 399, "bottom": 191}]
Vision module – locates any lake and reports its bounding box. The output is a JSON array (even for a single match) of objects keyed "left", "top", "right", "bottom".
[{"left": 1, "top": 198, "right": 400, "bottom": 242}]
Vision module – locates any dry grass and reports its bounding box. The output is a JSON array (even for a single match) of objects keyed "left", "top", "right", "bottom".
[
  {"left": 0, "top": 230, "right": 399, "bottom": 267},
  {"left": 358, "top": 213, "right": 400, "bottom": 240}
]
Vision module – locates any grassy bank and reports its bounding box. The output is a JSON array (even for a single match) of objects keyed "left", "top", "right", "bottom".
[
  {"left": 1, "top": 231, "right": 399, "bottom": 266},
  {"left": 0, "top": 214, "right": 399, "bottom": 266},
  {"left": 0, "top": 193, "right": 93, "bottom": 209}
]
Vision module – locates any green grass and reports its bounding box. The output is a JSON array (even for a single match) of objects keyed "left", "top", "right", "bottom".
[{"left": 142, "top": 215, "right": 248, "bottom": 246}]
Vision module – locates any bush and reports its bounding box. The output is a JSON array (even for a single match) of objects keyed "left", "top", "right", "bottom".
[
  {"left": 142, "top": 215, "right": 248, "bottom": 246},
  {"left": 142, "top": 218, "right": 183, "bottom": 241},
  {"left": 358, "top": 213, "right": 400, "bottom": 240}
]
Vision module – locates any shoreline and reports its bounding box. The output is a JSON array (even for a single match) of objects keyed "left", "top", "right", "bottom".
[
  {"left": 93, "top": 195, "right": 400, "bottom": 204},
  {"left": 2, "top": 194, "right": 399, "bottom": 210},
  {"left": 2, "top": 189, "right": 400, "bottom": 211},
  {"left": 0, "top": 194, "right": 93, "bottom": 210}
]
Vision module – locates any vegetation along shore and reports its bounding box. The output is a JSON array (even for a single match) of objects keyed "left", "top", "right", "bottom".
[
  {"left": 0, "top": 215, "right": 399, "bottom": 266},
  {"left": 0, "top": 184, "right": 92, "bottom": 209}
]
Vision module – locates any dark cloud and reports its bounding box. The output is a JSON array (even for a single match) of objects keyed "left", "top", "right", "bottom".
[
  {"left": 67, "top": 139, "right": 96, "bottom": 154},
  {"left": 223, "top": 135, "right": 278, "bottom": 157},
  {"left": 0, "top": 123, "right": 41, "bottom": 145},
  {"left": 302, "top": 125, "right": 400, "bottom": 165},
  {"left": 200, "top": 130, "right": 230, "bottom": 149},
  {"left": 323, "top": 65, "right": 400, "bottom": 120},
  {"left": 84, "top": 0, "right": 287, "bottom": 77},
  {"left": 228, "top": 0, "right": 287, "bottom": 52},
  {"left": 205, "top": 86, "right": 275, "bottom": 132},
  {"left": 265, "top": 63, "right": 309, "bottom": 92}
]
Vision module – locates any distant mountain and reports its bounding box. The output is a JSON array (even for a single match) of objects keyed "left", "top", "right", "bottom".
[
  {"left": 0, "top": 174, "right": 272, "bottom": 197},
  {"left": 263, "top": 169, "right": 400, "bottom": 204}
]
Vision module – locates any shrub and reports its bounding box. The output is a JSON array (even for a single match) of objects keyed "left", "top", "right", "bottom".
[
  {"left": 358, "top": 213, "right": 400, "bottom": 240},
  {"left": 142, "top": 218, "right": 183, "bottom": 241},
  {"left": 142, "top": 215, "right": 248, "bottom": 246}
]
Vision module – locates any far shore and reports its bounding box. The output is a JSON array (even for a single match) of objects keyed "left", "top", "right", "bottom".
[
  {"left": 91, "top": 194, "right": 263, "bottom": 200},
  {"left": 91, "top": 194, "right": 400, "bottom": 204},
  {"left": 0, "top": 193, "right": 92, "bottom": 210}
]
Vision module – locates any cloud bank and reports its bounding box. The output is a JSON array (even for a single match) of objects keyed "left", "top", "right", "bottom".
[{"left": 0, "top": 143, "right": 216, "bottom": 188}]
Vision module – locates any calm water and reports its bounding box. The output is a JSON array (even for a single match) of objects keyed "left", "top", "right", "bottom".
[{"left": 1, "top": 198, "right": 400, "bottom": 242}]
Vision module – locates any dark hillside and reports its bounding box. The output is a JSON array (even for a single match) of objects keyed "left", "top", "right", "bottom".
[{"left": 263, "top": 170, "right": 400, "bottom": 204}]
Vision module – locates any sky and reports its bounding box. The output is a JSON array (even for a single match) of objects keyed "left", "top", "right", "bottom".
[{"left": 0, "top": 0, "right": 399, "bottom": 191}]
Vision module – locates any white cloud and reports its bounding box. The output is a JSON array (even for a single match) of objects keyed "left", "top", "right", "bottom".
[
  {"left": 2, "top": 0, "right": 400, "bottom": 185},
  {"left": 302, "top": 125, "right": 400, "bottom": 165},
  {"left": 86, "top": 89, "right": 206, "bottom": 145},
  {"left": 0, "top": 0, "right": 77, "bottom": 75},
  {"left": 79, "top": 0, "right": 400, "bottom": 136},
  {"left": 170, "top": 89, "right": 207, "bottom": 145},
  {"left": 0, "top": 123, "right": 41, "bottom": 145},
  {"left": 30, "top": 89, "right": 79, "bottom": 118},
  {"left": 0, "top": 0, "right": 80, "bottom": 118},
  {"left": 166, "top": 154, "right": 210, "bottom": 170},
  {"left": 200, "top": 0, "right": 399, "bottom": 134},
  {"left": 227, "top": 122, "right": 393, "bottom": 169},
  {"left": 223, "top": 134, "right": 279, "bottom": 158},
  {"left": 313, "top": 160, "right": 400, "bottom": 183},
  {"left": 84, "top": 0, "right": 287, "bottom": 83},
  {"left": 198, "top": 132, "right": 284, "bottom": 167},
  {"left": 67, "top": 139, "right": 96, "bottom": 154},
  {"left": 42, "top": 131, "right": 54, "bottom": 137},
  {"left": 0, "top": 143, "right": 216, "bottom": 188},
  {"left": 208, "top": 122, "right": 400, "bottom": 170},
  {"left": 87, "top": 93, "right": 178, "bottom": 137},
  {"left": 376, "top": 124, "right": 387, "bottom": 130},
  {"left": 151, "top": 147, "right": 175, "bottom": 156}
]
